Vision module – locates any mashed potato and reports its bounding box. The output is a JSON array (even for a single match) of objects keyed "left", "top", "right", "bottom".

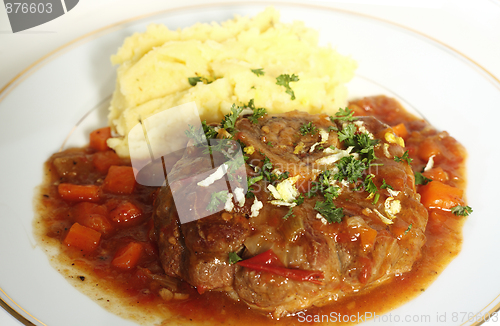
[{"left": 107, "top": 7, "right": 357, "bottom": 158}]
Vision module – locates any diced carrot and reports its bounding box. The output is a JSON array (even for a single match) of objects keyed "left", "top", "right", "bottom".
[
  {"left": 419, "top": 180, "right": 464, "bottom": 211},
  {"left": 71, "top": 202, "right": 114, "bottom": 235},
  {"left": 359, "top": 227, "right": 377, "bottom": 249},
  {"left": 89, "top": 127, "right": 112, "bottom": 152},
  {"left": 422, "top": 166, "right": 449, "bottom": 183},
  {"left": 58, "top": 183, "right": 100, "bottom": 202},
  {"left": 92, "top": 150, "right": 122, "bottom": 173},
  {"left": 103, "top": 166, "right": 136, "bottom": 194},
  {"left": 109, "top": 201, "right": 143, "bottom": 227},
  {"left": 392, "top": 123, "right": 409, "bottom": 139},
  {"left": 111, "top": 242, "right": 143, "bottom": 270},
  {"left": 63, "top": 223, "right": 101, "bottom": 252},
  {"left": 418, "top": 138, "right": 441, "bottom": 161}
]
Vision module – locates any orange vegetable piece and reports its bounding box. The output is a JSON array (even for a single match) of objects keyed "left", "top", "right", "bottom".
[
  {"left": 63, "top": 223, "right": 101, "bottom": 252},
  {"left": 418, "top": 138, "right": 441, "bottom": 161},
  {"left": 103, "top": 166, "right": 136, "bottom": 194},
  {"left": 392, "top": 123, "right": 409, "bottom": 139},
  {"left": 111, "top": 242, "right": 143, "bottom": 270},
  {"left": 359, "top": 227, "right": 377, "bottom": 249},
  {"left": 92, "top": 150, "right": 121, "bottom": 173},
  {"left": 89, "top": 127, "right": 112, "bottom": 152},
  {"left": 422, "top": 166, "right": 449, "bottom": 183},
  {"left": 58, "top": 183, "right": 100, "bottom": 202},
  {"left": 109, "top": 201, "right": 143, "bottom": 227},
  {"left": 419, "top": 180, "right": 464, "bottom": 211}
]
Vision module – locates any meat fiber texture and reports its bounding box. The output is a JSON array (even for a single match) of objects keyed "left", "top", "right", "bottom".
[
  {"left": 107, "top": 7, "right": 357, "bottom": 158},
  {"left": 153, "top": 110, "right": 427, "bottom": 317}
]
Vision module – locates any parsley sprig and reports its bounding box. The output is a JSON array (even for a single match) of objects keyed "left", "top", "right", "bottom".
[
  {"left": 330, "top": 108, "right": 357, "bottom": 122},
  {"left": 251, "top": 68, "right": 264, "bottom": 76},
  {"left": 451, "top": 205, "right": 473, "bottom": 217},
  {"left": 276, "top": 74, "right": 299, "bottom": 100},
  {"left": 228, "top": 252, "right": 242, "bottom": 264},
  {"left": 314, "top": 200, "right": 344, "bottom": 223},
  {"left": 414, "top": 172, "right": 432, "bottom": 185},
  {"left": 245, "top": 99, "right": 267, "bottom": 124},
  {"left": 394, "top": 151, "right": 413, "bottom": 164},
  {"left": 207, "top": 190, "right": 228, "bottom": 213},
  {"left": 299, "top": 122, "right": 318, "bottom": 136}
]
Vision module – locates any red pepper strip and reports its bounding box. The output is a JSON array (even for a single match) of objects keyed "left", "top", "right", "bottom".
[
  {"left": 238, "top": 249, "right": 284, "bottom": 267},
  {"left": 237, "top": 249, "right": 324, "bottom": 285}
]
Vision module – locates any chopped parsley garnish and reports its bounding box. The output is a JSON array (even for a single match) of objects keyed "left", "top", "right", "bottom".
[
  {"left": 276, "top": 74, "right": 299, "bottom": 100},
  {"left": 283, "top": 195, "right": 305, "bottom": 220},
  {"left": 404, "top": 224, "right": 413, "bottom": 235},
  {"left": 251, "top": 68, "right": 264, "bottom": 76},
  {"left": 299, "top": 122, "right": 318, "bottom": 136},
  {"left": 188, "top": 76, "right": 212, "bottom": 86},
  {"left": 306, "top": 171, "right": 340, "bottom": 200},
  {"left": 185, "top": 121, "right": 217, "bottom": 145},
  {"left": 207, "top": 190, "right": 228, "bottom": 213},
  {"left": 246, "top": 174, "right": 263, "bottom": 198},
  {"left": 334, "top": 156, "right": 367, "bottom": 184},
  {"left": 364, "top": 174, "right": 377, "bottom": 194},
  {"left": 330, "top": 108, "right": 356, "bottom": 122},
  {"left": 267, "top": 142, "right": 273, "bottom": 147},
  {"left": 414, "top": 172, "right": 432, "bottom": 185},
  {"left": 249, "top": 107, "right": 267, "bottom": 124},
  {"left": 314, "top": 200, "right": 344, "bottom": 223},
  {"left": 202, "top": 121, "right": 218, "bottom": 139},
  {"left": 381, "top": 179, "right": 394, "bottom": 190},
  {"left": 221, "top": 104, "right": 244, "bottom": 133},
  {"left": 394, "top": 151, "right": 413, "bottom": 164},
  {"left": 260, "top": 156, "right": 289, "bottom": 183},
  {"left": 228, "top": 252, "right": 242, "bottom": 264},
  {"left": 451, "top": 205, "right": 473, "bottom": 217},
  {"left": 245, "top": 99, "right": 268, "bottom": 124},
  {"left": 337, "top": 123, "right": 356, "bottom": 143}
]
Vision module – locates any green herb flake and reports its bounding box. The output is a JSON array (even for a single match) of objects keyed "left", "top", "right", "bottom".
[
  {"left": 188, "top": 76, "right": 212, "bottom": 86},
  {"left": 314, "top": 200, "right": 344, "bottom": 223},
  {"left": 364, "top": 174, "right": 377, "bottom": 194},
  {"left": 228, "top": 252, "right": 242, "bottom": 264},
  {"left": 334, "top": 156, "right": 367, "bottom": 184},
  {"left": 299, "top": 122, "right": 318, "bottom": 136},
  {"left": 330, "top": 108, "right": 357, "bottom": 122},
  {"left": 394, "top": 151, "right": 413, "bottom": 164},
  {"left": 251, "top": 68, "right": 265, "bottom": 76},
  {"left": 451, "top": 205, "right": 473, "bottom": 217},
  {"left": 276, "top": 74, "right": 299, "bottom": 100},
  {"left": 414, "top": 172, "right": 433, "bottom": 186},
  {"left": 404, "top": 223, "right": 412, "bottom": 235},
  {"left": 207, "top": 190, "right": 228, "bottom": 213},
  {"left": 381, "top": 179, "right": 394, "bottom": 190},
  {"left": 372, "top": 193, "right": 380, "bottom": 205},
  {"left": 221, "top": 104, "right": 244, "bottom": 133}
]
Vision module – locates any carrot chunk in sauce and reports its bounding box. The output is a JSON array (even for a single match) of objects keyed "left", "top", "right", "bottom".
[
  {"left": 63, "top": 222, "right": 101, "bottom": 252},
  {"left": 109, "top": 200, "right": 143, "bottom": 227},
  {"left": 392, "top": 123, "right": 409, "bottom": 139},
  {"left": 92, "top": 150, "right": 122, "bottom": 173},
  {"left": 58, "top": 183, "right": 100, "bottom": 202},
  {"left": 89, "top": 127, "right": 112, "bottom": 152},
  {"left": 103, "top": 166, "right": 136, "bottom": 194},
  {"left": 419, "top": 180, "right": 464, "bottom": 211},
  {"left": 111, "top": 242, "right": 143, "bottom": 270}
]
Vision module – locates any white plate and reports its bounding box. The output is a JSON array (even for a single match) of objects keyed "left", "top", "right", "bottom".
[{"left": 1, "top": 3, "right": 500, "bottom": 326}]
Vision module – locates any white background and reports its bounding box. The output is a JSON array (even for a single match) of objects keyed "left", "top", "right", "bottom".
[{"left": 1, "top": 0, "right": 499, "bottom": 325}]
